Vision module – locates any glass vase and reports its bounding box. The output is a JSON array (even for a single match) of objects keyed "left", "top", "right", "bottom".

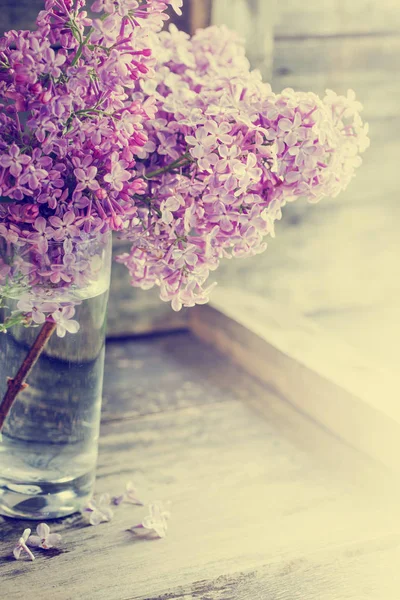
[{"left": 0, "top": 232, "right": 112, "bottom": 519}]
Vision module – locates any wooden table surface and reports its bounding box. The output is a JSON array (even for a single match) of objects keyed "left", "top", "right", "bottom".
[{"left": 1, "top": 331, "right": 400, "bottom": 600}]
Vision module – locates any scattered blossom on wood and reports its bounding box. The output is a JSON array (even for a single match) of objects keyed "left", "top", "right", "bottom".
[
  {"left": 13, "top": 528, "right": 35, "bottom": 561},
  {"left": 83, "top": 492, "right": 114, "bottom": 525},
  {"left": 130, "top": 501, "right": 171, "bottom": 538},
  {"left": 113, "top": 480, "right": 144, "bottom": 506},
  {"left": 27, "top": 523, "right": 62, "bottom": 549}
]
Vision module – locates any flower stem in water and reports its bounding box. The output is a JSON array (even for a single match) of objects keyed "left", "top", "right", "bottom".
[{"left": 0, "top": 321, "right": 57, "bottom": 431}]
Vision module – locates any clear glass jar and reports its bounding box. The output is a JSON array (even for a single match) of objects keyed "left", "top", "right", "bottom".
[{"left": 0, "top": 232, "right": 112, "bottom": 519}]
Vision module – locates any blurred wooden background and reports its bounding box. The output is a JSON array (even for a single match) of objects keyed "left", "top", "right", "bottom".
[
  {"left": 215, "top": 0, "right": 400, "bottom": 373},
  {"left": 1, "top": 1, "right": 399, "bottom": 369}
]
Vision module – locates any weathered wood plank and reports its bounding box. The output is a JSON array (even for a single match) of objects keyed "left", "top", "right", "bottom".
[
  {"left": 273, "top": 36, "right": 400, "bottom": 120},
  {"left": 275, "top": 0, "right": 400, "bottom": 37},
  {"left": 1, "top": 332, "right": 398, "bottom": 599},
  {"left": 1, "top": 395, "right": 397, "bottom": 599},
  {"left": 102, "top": 332, "right": 249, "bottom": 420},
  {"left": 136, "top": 534, "right": 400, "bottom": 600},
  {"left": 211, "top": 0, "right": 276, "bottom": 78}
]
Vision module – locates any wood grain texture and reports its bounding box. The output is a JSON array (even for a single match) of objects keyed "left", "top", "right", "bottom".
[
  {"left": 0, "top": 0, "right": 43, "bottom": 34},
  {"left": 273, "top": 35, "right": 400, "bottom": 120},
  {"left": 137, "top": 535, "right": 400, "bottom": 600},
  {"left": 275, "top": 0, "right": 400, "bottom": 37},
  {"left": 211, "top": 0, "right": 276, "bottom": 79},
  {"left": 102, "top": 332, "right": 251, "bottom": 420},
  {"left": 1, "top": 332, "right": 399, "bottom": 599}
]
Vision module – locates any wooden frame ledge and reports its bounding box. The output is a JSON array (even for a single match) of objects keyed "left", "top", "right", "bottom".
[{"left": 190, "top": 287, "right": 400, "bottom": 473}]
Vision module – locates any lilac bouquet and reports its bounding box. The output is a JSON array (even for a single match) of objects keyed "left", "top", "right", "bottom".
[
  {"left": 118, "top": 24, "right": 369, "bottom": 309},
  {"left": 0, "top": 1, "right": 368, "bottom": 424},
  {"left": 0, "top": 1, "right": 369, "bottom": 322}
]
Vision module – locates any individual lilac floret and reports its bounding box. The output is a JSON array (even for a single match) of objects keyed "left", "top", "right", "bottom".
[
  {"left": 113, "top": 481, "right": 144, "bottom": 506},
  {"left": 51, "top": 306, "right": 80, "bottom": 338},
  {"left": 13, "top": 528, "right": 35, "bottom": 561},
  {"left": 130, "top": 501, "right": 170, "bottom": 538},
  {"left": 27, "top": 523, "right": 62, "bottom": 550},
  {"left": 17, "top": 296, "right": 59, "bottom": 326},
  {"left": 0, "top": 144, "right": 31, "bottom": 178},
  {"left": 169, "top": 0, "right": 183, "bottom": 15},
  {"left": 83, "top": 493, "right": 114, "bottom": 525}
]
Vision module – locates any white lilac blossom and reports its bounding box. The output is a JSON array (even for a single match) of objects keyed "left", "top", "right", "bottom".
[
  {"left": 130, "top": 501, "right": 170, "bottom": 538},
  {"left": 13, "top": 528, "right": 35, "bottom": 561},
  {"left": 117, "top": 25, "right": 369, "bottom": 311},
  {"left": 113, "top": 480, "right": 144, "bottom": 506},
  {"left": 27, "top": 523, "right": 62, "bottom": 550},
  {"left": 51, "top": 306, "right": 80, "bottom": 337},
  {"left": 83, "top": 493, "right": 114, "bottom": 525}
]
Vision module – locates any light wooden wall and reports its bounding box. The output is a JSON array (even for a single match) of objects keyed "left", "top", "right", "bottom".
[
  {"left": 213, "top": 0, "right": 400, "bottom": 368},
  {"left": 273, "top": 0, "right": 400, "bottom": 119},
  {"left": 275, "top": 0, "right": 400, "bottom": 37},
  {"left": 212, "top": 0, "right": 277, "bottom": 79},
  {"left": 270, "top": 0, "right": 400, "bottom": 221}
]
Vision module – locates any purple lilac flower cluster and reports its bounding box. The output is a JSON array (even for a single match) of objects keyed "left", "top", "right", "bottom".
[
  {"left": 0, "top": 0, "right": 180, "bottom": 331},
  {"left": 0, "top": 4, "right": 369, "bottom": 326},
  {"left": 117, "top": 25, "right": 369, "bottom": 311}
]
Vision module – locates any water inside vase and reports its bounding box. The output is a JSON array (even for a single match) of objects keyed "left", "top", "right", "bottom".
[{"left": 0, "top": 286, "right": 109, "bottom": 519}]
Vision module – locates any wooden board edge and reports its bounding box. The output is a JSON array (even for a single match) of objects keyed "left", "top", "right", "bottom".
[{"left": 188, "top": 288, "right": 400, "bottom": 473}]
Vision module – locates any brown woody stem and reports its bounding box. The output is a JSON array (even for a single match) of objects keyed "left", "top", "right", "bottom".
[{"left": 0, "top": 321, "right": 57, "bottom": 431}]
